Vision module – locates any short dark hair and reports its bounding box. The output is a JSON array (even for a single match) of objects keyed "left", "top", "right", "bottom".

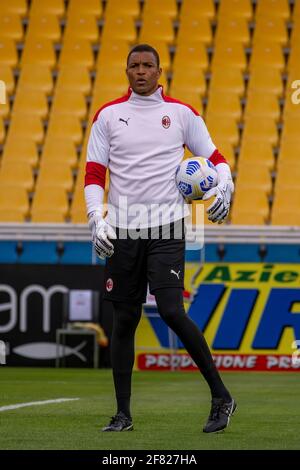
[{"left": 127, "top": 44, "right": 160, "bottom": 68}]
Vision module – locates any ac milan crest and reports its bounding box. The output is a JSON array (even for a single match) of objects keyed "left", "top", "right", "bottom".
[
  {"left": 162, "top": 115, "right": 171, "bottom": 128},
  {"left": 106, "top": 278, "right": 113, "bottom": 292}
]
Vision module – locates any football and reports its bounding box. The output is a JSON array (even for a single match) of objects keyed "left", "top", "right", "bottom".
[{"left": 175, "top": 156, "right": 218, "bottom": 200}]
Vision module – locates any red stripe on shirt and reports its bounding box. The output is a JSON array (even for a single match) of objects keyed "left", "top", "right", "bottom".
[
  {"left": 161, "top": 90, "right": 200, "bottom": 116},
  {"left": 85, "top": 162, "right": 106, "bottom": 188},
  {"left": 93, "top": 90, "right": 132, "bottom": 123},
  {"left": 209, "top": 149, "right": 227, "bottom": 166}
]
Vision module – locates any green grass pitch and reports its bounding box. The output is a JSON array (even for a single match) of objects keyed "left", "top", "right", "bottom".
[{"left": 0, "top": 368, "right": 299, "bottom": 450}]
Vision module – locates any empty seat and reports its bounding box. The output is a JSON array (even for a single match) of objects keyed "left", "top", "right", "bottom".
[
  {"left": 59, "top": 39, "right": 94, "bottom": 69},
  {"left": 168, "top": 89, "right": 203, "bottom": 114},
  {"left": 0, "top": 118, "right": 6, "bottom": 144},
  {"left": 250, "top": 43, "right": 284, "bottom": 71},
  {"left": 211, "top": 42, "right": 246, "bottom": 70},
  {"left": 46, "top": 114, "right": 83, "bottom": 145},
  {"left": 7, "top": 114, "right": 44, "bottom": 144},
  {"left": 96, "top": 41, "right": 129, "bottom": 69},
  {"left": 253, "top": 17, "right": 288, "bottom": 45},
  {"left": 0, "top": 38, "right": 18, "bottom": 67},
  {"left": 51, "top": 90, "right": 87, "bottom": 119},
  {"left": 281, "top": 117, "right": 300, "bottom": 141},
  {"left": 0, "top": 65, "right": 15, "bottom": 95},
  {"left": 235, "top": 163, "right": 272, "bottom": 195},
  {"left": 143, "top": 0, "right": 177, "bottom": 19},
  {"left": 139, "top": 16, "right": 175, "bottom": 43},
  {"left": 37, "top": 163, "right": 74, "bottom": 192},
  {"left": 71, "top": 184, "right": 86, "bottom": 223},
  {"left": 205, "top": 116, "right": 239, "bottom": 145},
  {"left": 209, "top": 67, "right": 245, "bottom": 95},
  {"left": 26, "top": 14, "right": 61, "bottom": 42},
  {"left": 215, "top": 17, "right": 250, "bottom": 45},
  {"left": 29, "top": 0, "right": 65, "bottom": 18},
  {"left": 278, "top": 137, "right": 300, "bottom": 164},
  {"left": 1, "top": 138, "right": 38, "bottom": 167},
  {"left": 21, "top": 38, "right": 56, "bottom": 68},
  {"left": 55, "top": 65, "right": 91, "bottom": 95},
  {"left": 275, "top": 163, "right": 300, "bottom": 190},
  {"left": 218, "top": 0, "right": 253, "bottom": 19},
  {"left": 0, "top": 0, "right": 28, "bottom": 16},
  {"left": 101, "top": 16, "right": 137, "bottom": 43},
  {"left": 173, "top": 43, "right": 208, "bottom": 72},
  {"left": 104, "top": 0, "right": 139, "bottom": 19},
  {"left": 206, "top": 92, "right": 241, "bottom": 120},
  {"left": 255, "top": 0, "right": 290, "bottom": 19},
  {"left": 67, "top": 0, "right": 102, "bottom": 19},
  {"left": 64, "top": 14, "right": 99, "bottom": 43},
  {"left": 0, "top": 14, "right": 24, "bottom": 42},
  {"left": 238, "top": 140, "right": 275, "bottom": 169},
  {"left": 242, "top": 117, "right": 278, "bottom": 145},
  {"left": 0, "top": 161, "right": 34, "bottom": 191},
  {"left": 247, "top": 67, "right": 283, "bottom": 96},
  {"left": 231, "top": 190, "right": 269, "bottom": 224},
  {"left": 0, "top": 185, "right": 29, "bottom": 221},
  {"left": 12, "top": 89, "right": 49, "bottom": 118},
  {"left": 176, "top": 17, "right": 212, "bottom": 45},
  {"left": 180, "top": 0, "right": 215, "bottom": 20},
  {"left": 272, "top": 189, "right": 300, "bottom": 225},
  {"left": 244, "top": 91, "right": 280, "bottom": 119},
  {"left": 42, "top": 138, "right": 78, "bottom": 168},
  {"left": 17, "top": 64, "right": 53, "bottom": 93},
  {"left": 31, "top": 186, "right": 69, "bottom": 222},
  {"left": 170, "top": 69, "right": 206, "bottom": 96}
]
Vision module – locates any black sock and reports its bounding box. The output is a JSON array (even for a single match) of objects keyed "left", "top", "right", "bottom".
[
  {"left": 111, "top": 302, "right": 142, "bottom": 419},
  {"left": 154, "top": 288, "right": 231, "bottom": 401}
]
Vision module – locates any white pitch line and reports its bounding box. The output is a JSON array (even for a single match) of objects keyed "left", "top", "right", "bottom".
[{"left": 0, "top": 398, "right": 80, "bottom": 412}]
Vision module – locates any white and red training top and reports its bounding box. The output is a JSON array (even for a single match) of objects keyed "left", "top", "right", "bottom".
[{"left": 85, "top": 86, "right": 228, "bottom": 228}]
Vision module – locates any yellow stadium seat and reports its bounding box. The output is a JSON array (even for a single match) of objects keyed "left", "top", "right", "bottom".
[
  {"left": 238, "top": 140, "right": 275, "bottom": 169},
  {"left": 71, "top": 183, "right": 86, "bottom": 223},
  {"left": 255, "top": 0, "right": 290, "bottom": 19},
  {"left": 21, "top": 38, "right": 56, "bottom": 68},
  {"left": 250, "top": 43, "right": 284, "bottom": 71},
  {"left": 206, "top": 92, "right": 241, "bottom": 120},
  {"left": 253, "top": 17, "right": 288, "bottom": 46},
  {"left": 0, "top": 185, "right": 29, "bottom": 219},
  {"left": 7, "top": 114, "right": 44, "bottom": 144},
  {"left": 93, "top": 68, "right": 128, "bottom": 90},
  {"left": 211, "top": 42, "right": 246, "bottom": 70},
  {"left": 139, "top": 17, "right": 175, "bottom": 43},
  {"left": 212, "top": 140, "right": 235, "bottom": 170},
  {"left": 37, "top": 163, "right": 74, "bottom": 192},
  {"left": 0, "top": 0, "right": 28, "bottom": 17},
  {"left": 247, "top": 67, "right": 283, "bottom": 96},
  {"left": 281, "top": 117, "right": 299, "bottom": 141},
  {"left": 104, "top": 0, "right": 140, "bottom": 19},
  {"left": 55, "top": 65, "right": 91, "bottom": 95},
  {"left": 215, "top": 17, "right": 250, "bottom": 45},
  {"left": 0, "top": 14, "right": 24, "bottom": 42},
  {"left": 271, "top": 210, "right": 300, "bottom": 226},
  {"left": 176, "top": 17, "right": 212, "bottom": 45},
  {"left": 209, "top": 67, "right": 245, "bottom": 95},
  {"left": 0, "top": 38, "right": 18, "bottom": 67},
  {"left": 101, "top": 16, "right": 136, "bottom": 43},
  {"left": 275, "top": 163, "right": 300, "bottom": 190},
  {"left": 143, "top": 0, "right": 178, "bottom": 19},
  {"left": 242, "top": 117, "right": 278, "bottom": 145},
  {"left": 231, "top": 210, "right": 267, "bottom": 225},
  {"left": 272, "top": 190, "right": 300, "bottom": 225},
  {"left": 31, "top": 187, "right": 69, "bottom": 222},
  {"left": 180, "top": 0, "right": 215, "bottom": 20},
  {"left": 170, "top": 69, "right": 206, "bottom": 96},
  {"left": 25, "top": 14, "right": 61, "bottom": 42},
  {"left": 173, "top": 43, "right": 208, "bottom": 72},
  {"left": 96, "top": 42, "right": 129, "bottom": 69},
  {"left": 2, "top": 138, "right": 38, "bottom": 167},
  {"left": 244, "top": 91, "right": 280, "bottom": 119},
  {"left": 51, "top": 90, "right": 87, "bottom": 119},
  {"left": 47, "top": 114, "right": 83, "bottom": 145},
  {"left": 278, "top": 137, "right": 300, "bottom": 165},
  {"left": 59, "top": 39, "right": 94, "bottom": 69},
  {"left": 205, "top": 116, "right": 239, "bottom": 145},
  {"left": 0, "top": 65, "right": 15, "bottom": 95},
  {"left": 0, "top": 118, "right": 5, "bottom": 143},
  {"left": 0, "top": 161, "right": 34, "bottom": 191},
  {"left": 67, "top": 0, "right": 102, "bottom": 19},
  {"left": 12, "top": 89, "right": 49, "bottom": 118},
  {"left": 17, "top": 64, "right": 53, "bottom": 94},
  {"left": 64, "top": 15, "right": 99, "bottom": 43},
  {"left": 282, "top": 83, "right": 300, "bottom": 118},
  {"left": 168, "top": 89, "right": 203, "bottom": 114},
  {"left": 218, "top": 0, "right": 253, "bottom": 19},
  {"left": 231, "top": 190, "right": 269, "bottom": 224},
  {"left": 42, "top": 138, "right": 78, "bottom": 169},
  {"left": 235, "top": 164, "right": 272, "bottom": 195},
  {"left": 287, "top": 46, "right": 300, "bottom": 73},
  {"left": 30, "top": 0, "right": 65, "bottom": 18}
]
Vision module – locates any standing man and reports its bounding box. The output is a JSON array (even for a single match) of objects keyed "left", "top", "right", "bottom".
[{"left": 84, "top": 44, "right": 236, "bottom": 433}]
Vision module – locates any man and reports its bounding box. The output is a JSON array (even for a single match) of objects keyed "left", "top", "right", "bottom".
[{"left": 84, "top": 44, "right": 236, "bottom": 433}]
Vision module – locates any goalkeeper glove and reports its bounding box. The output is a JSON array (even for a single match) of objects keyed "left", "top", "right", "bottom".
[
  {"left": 88, "top": 211, "right": 117, "bottom": 259},
  {"left": 202, "top": 163, "right": 234, "bottom": 224}
]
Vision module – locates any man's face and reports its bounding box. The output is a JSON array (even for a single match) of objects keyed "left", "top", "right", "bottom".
[{"left": 126, "top": 51, "right": 162, "bottom": 96}]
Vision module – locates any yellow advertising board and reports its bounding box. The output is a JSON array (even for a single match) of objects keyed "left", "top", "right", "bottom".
[{"left": 135, "top": 263, "right": 300, "bottom": 372}]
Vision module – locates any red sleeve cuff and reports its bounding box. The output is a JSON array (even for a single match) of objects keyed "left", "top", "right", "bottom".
[
  {"left": 84, "top": 162, "right": 106, "bottom": 189},
  {"left": 209, "top": 149, "right": 228, "bottom": 166}
]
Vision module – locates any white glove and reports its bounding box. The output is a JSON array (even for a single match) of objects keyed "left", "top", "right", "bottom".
[
  {"left": 88, "top": 211, "right": 117, "bottom": 259},
  {"left": 202, "top": 163, "right": 234, "bottom": 224}
]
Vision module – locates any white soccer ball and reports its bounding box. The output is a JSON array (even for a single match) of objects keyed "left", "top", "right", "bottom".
[{"left": 175, "top": 156, "right": 218, "bottom": 200}]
